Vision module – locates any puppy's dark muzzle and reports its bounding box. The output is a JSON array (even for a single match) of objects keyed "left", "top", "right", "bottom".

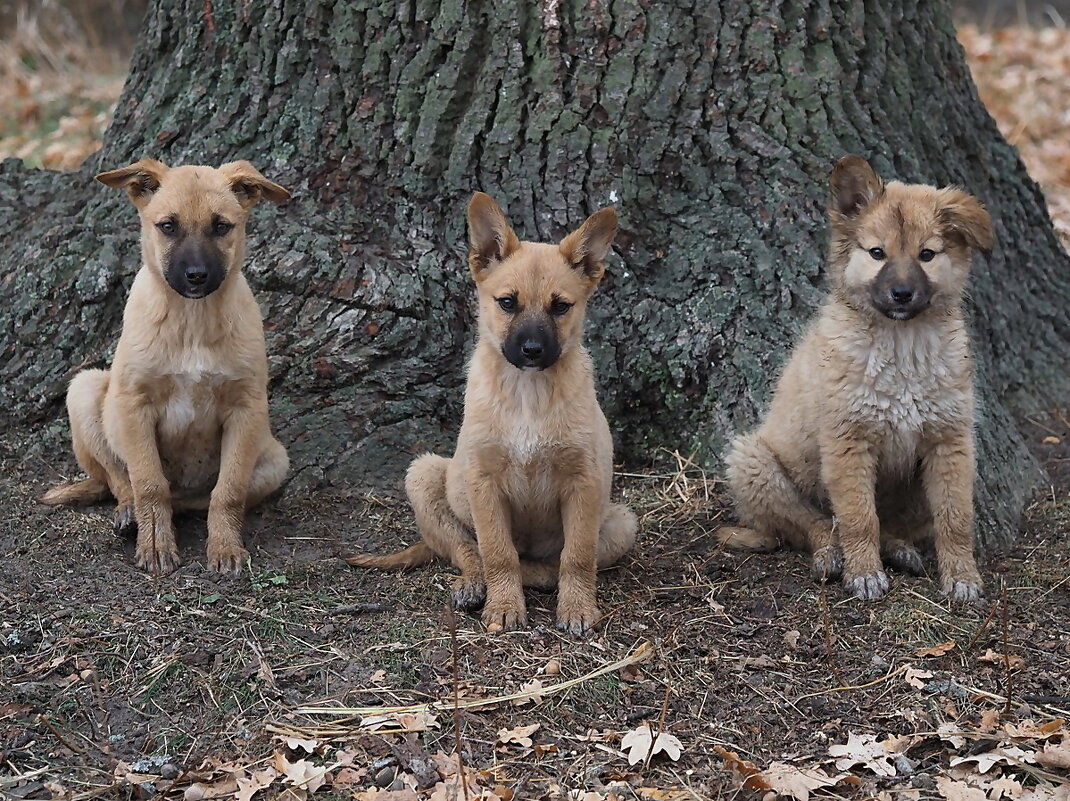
[
  {"left": 166, "top": 238, "right": 227, "bottom": 299},
  {"left": 502, "top": 320, "right": 561, "bottom": 370},
  {"left": 870, "top": 262, "right": 932, "bottom": 321}
]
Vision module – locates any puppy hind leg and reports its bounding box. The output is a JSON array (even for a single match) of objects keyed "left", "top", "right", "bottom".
[
  {"left": 244, "top": 438, "right": 289, "bottom": 508},
  {"left": 597, "top": 503, "right": 638, "bottom": 568},
  {"left": 43, "top": 370, "right": 136, "bottom": 534},
  {"left": 406, "top": 454, "right": 486, "bottom": 611},
  {"left": 723, "top": 432, "right": 838, "bottom": 579}
]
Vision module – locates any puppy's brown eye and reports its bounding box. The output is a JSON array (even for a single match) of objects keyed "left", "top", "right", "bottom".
[
  {"left": 918, "top": 249, "right": 935, "bottom": 262},
  {"left": 156, "top": 220, "right": 176, "bottom": 235},
  {"left": 550, "top": 299, "right": 573, "bottom": 316},
  {"left": 212, "top": 220, "right": 234, "bottom": 237},
  {"left": 868, "top": 247, "right": 886, "bottom": 260},
  {"left": 497, "top": 296, "right": 517, "bottom": 312}
]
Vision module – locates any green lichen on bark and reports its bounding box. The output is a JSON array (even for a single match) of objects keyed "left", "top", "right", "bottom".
[{"left": 0, "top": 0, "right": 1066, "bottom": 547}]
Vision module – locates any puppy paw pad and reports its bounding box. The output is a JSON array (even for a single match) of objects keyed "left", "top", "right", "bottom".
[{"left": 844, "top": 571, "right": 890, "bottom": 600}]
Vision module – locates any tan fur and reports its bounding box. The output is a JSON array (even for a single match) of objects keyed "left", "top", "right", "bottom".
[
  {"left": 40, "top": 159, "right": 291, "bottom": 575},
  {"left": 347, "top": 193, "right": 638, "bottom": 635},
  {"left": 718, "top": 155, "right": 992, "bottom": 602}
]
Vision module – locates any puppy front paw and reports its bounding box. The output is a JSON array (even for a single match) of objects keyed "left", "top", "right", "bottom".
[
  {"left": 134, "top": 503, "right": 180, "bottom": 575},
  {"left": 482, "top": 597, "right": 526, "bottom": 632},
  {"left": 810, "top": 546, "right": 844, "bottom": 581},
  {"left": 556, "top": 601, "right": 601, "bottom": 637},
  {"left": 451, "top": 576, "right": 486, "bottom": 611},
  {"left": 943, "top": 577, "right": 983, "bottom": 603},
  {"left": 114, "top": 504, "right": 136, "bottom": 537},
  {"left": 883, "top": 542, "right": 925, "bottom": 576},
  {"left": 207, "top": 544, "right": 249, "bottom": 576},
  {"left": 843, "top": 570, "right": 890, "bottom": 600}
]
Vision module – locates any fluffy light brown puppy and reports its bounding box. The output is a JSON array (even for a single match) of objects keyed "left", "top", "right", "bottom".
[
  {"left": 719, "top": 155, "right": 993, "bottom": 602},
  {"left": 347, "top": 192, "right": 638, "bottom": 635},
  {"left": 41, "top": 159, "right": 291, "bottom": 575}
]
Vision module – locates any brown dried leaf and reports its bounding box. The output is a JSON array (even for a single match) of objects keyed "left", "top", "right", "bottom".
[{"left": 915, "top": 640, "right": 956, "bottom": 657}]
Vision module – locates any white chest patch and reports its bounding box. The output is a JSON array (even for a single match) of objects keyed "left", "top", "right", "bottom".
[
  {"left": 506, "top": 413, "right": 545, "bottom": 463},
  {"left": 834, "top": 323, "right": 971, "bottom": 475},
  {"left": 157, "top": 348, "right": 238, "bottom": 439}
]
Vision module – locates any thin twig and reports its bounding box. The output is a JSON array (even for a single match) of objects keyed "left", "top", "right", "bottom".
[
  {"left": 794, "top": 664, "right": 910, "bottom": 702},
  {"left": 819, "top": 579, "right": 844, "bottom": 685},
  {"left": 446, "top": 604, "right": 470, "bottom": 801},
  {"left": 296, "top": 641, "right": 654, "bottom": 717},
  {"left": 1001, "top": 577, "right": 1014, "bottom": 714},
  {"left": 645, "top": 677, "right": 673, "bottom": 770}
]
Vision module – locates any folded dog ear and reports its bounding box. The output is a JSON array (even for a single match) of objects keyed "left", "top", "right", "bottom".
[
  {"left": 96, "top": 159, "right": 169, "bottom": 206},
  {"left": 830, "top": 155, "right": 884, "bottom": 219},
  {"left": 467, "top": 192, "right": 521, "bottom": 279},
  {"left": 559, "top": 207, "right": 618, "bottom": 283},
  {"left": 218, "top": 161, "right": 291, "bottom": 208},
  {"left": 938, "top": 188, "right": 994, "bottom": 255}
]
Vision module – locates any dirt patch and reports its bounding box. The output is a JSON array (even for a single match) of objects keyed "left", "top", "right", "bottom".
[{"left": 2, "top": 430, "right": 1068, "bottom": 799}]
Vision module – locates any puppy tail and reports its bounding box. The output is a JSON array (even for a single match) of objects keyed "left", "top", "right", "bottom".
[
  {"left": 714, "top": 526, "right": 780, "bottom": 553},
  {"left": 39, "top": 478, "right": 110, "bottom": 506},
  {"left": 344, "top": 542, "right": 435, "bottom": 570}
]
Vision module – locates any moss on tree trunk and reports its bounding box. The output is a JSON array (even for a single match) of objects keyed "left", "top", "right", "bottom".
[{"left": 1, "top": 0, "right": 1066, "bottom": 547}]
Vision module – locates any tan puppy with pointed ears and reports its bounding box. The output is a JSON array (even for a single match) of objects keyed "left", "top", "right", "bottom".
[
  {"left": 718, "top": 155, "right": 993, "bottom": 602},
  {"left": 347, "top": 193, "right": 638, "bottom": 635},
  {"left": 41, "top": 159, "right": 291, "bottom": 576}
]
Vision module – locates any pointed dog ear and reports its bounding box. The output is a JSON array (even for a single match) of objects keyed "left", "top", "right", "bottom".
[
  {"left": 559, "top": 207, "right": 618, "bottom": 285},
  {"left": 467, "top": 192, "right": 521, "bottom": 279},
  {"left": 218, "top": 160, "right": 291, "bottom": 208},
  {"left": 830, "top": 155, "right": 884, "bottom": 219},
  {"left": 938, "top": 188, "right": 994, "bottom": 255},
  {"left": 96, "top": 159, "right": 169, "bottom": 207}
]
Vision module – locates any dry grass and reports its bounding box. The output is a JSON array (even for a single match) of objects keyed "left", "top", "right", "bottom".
[
  {"left": 0, "top": 2, "right": 133, "bottom": 170},
  {"left": 959, "top": 23, "right": 1070, "bottom": 246}
]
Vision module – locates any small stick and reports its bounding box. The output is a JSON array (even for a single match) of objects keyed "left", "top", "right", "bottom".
[
  {"left": 819, "top": 580, "right": 844, "bottom": 685},
  {"left": 644, "top": 678, "right": 673, "bottom": 769},
  {"left": 446, "top": 604, "right": 470, "bottom": 801},
  {"left": 1001, "top": 578, "right": 1014, "bottom": 714},
  {"left": 795, "top": 664, "right": 910, "bottom": 702},
  {"left": 962, "top": 594, "right": 1001, "bottom": 656}
]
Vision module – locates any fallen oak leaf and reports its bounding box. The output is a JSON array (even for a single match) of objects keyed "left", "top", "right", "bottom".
[
  {"left": 1035, "top": 739, "right": 1070, "bottom": 770},
  {"left": 273, "top": 752, "right": 329, "bottom": 793},
  {"left": 713, "top": 745, "right": 766, "bottom": 789},
  {"left": 1004, "top": 719, "right": 1066, "bottom": 740},
  {"left": 757, "top": 762, "right": 841, "bottom": 801},
  {"left": 283, "top": 736, "right": 319, "bottom": 753},
  {"left": 904, "top": 666, "right": 935, "bottom": 689},
  {"left": 950, "top": 746, "right": 1037, "bottom": 774},
  {"left": 184, "top": 776, "right": 240, "bottom": 801},
  {"left": 979, "top": 708, "right": 1002, "bottom": 732},
  {"left": 915, "top": 640, "right": 956, "bottom": 657},
  {"left": 979, "top": 649, "right": 1025, "bottom": 670},
  {"left": 235, "top": 768, "right": 280, "bottom": 801},
  {"left": 496, "top": 723, "right": 540, "bottom": 748},
  {"left": 828, "top": 732, "right": 897, "bottom": 777},
  {"left": 510, "top": 678, "right": 545, "bottom": 706},
  {"left": 936, "top": 777, "right": 988, "bottom": 801},
  {"left": 620, "top": 723, "right": 683, "bottom": 765}
]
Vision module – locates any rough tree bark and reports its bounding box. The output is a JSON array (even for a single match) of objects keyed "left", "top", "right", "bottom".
[{"left": 1, "top": 1, "right": 1067, "bottom": 547}]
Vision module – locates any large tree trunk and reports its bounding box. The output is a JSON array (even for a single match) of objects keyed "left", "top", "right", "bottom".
[{"left": 1, "top": 1, "right": 1066, "bottom": 547}]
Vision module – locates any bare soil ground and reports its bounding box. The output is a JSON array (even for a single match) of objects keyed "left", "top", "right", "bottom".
[
  {"left": 2, "top": 425, "right": 1068, "bottom": 799},
  {"left": 2, "top": 9, "right": 1069, "bottom": 801}
]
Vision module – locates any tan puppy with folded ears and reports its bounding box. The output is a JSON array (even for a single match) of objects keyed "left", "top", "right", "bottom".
[
  {"left": 41, "top": 159, "right": 290, "bottom": 576},
  {"left": 347, "top": 192, "right": 638, "bottom": 635},
  {"left": 718, "top": 155, "right": 993, "bottom": 602}
]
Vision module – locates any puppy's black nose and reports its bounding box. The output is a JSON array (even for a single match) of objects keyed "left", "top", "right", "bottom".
[
  {"left": 185, "top": 265, "right": 209, "bottom": 286},
  {"left": 521, "top": 340, "right": 543, "bottom": 360},
  {"left": 890, "top": 285, "right": 915, "bottom": 304}
]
